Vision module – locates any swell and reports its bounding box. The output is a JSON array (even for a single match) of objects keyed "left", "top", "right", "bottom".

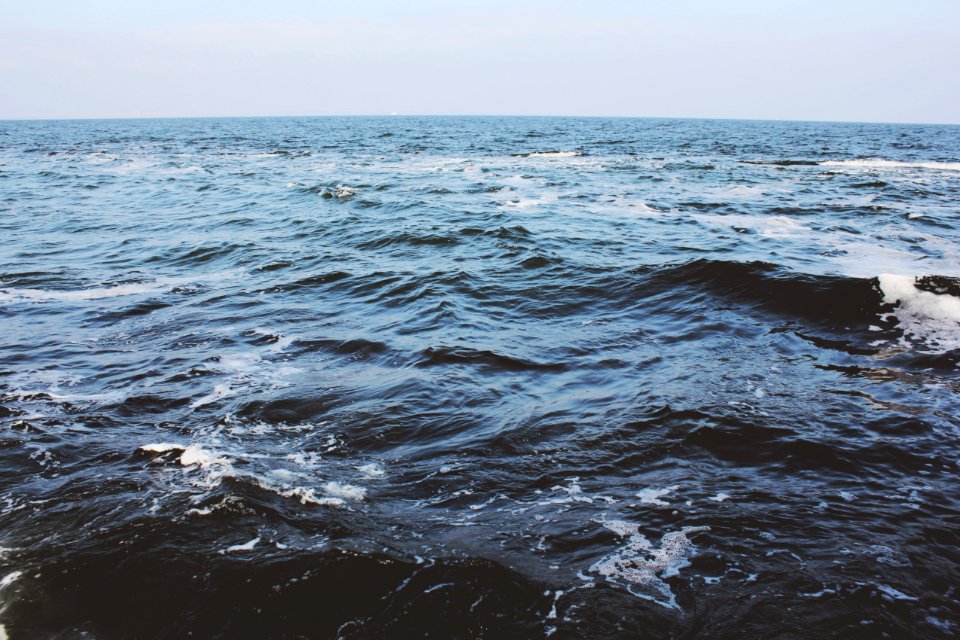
[
  {"left": 260, "top": 258, "right": 923, "bottom": 335},
  {"left": 437, "top": 259, "right": 890, "bottom": 329},
  {"left": 644, "top": 259, "right": 888, "bottom": 325}
]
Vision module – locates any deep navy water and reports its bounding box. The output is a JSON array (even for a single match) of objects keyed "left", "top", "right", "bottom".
[{"left": 1, "top": 116, "right": 959, "bottom": 639}]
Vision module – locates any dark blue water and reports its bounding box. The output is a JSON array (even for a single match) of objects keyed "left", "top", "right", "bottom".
[{"left": 1, "top": 117, "right": 959, "bottom": 639}]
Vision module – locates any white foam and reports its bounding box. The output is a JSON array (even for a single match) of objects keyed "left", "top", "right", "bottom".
[
  {"left": 528, "top": 151, "right": 582, "bottom": 158},
  {"left": 331, "top": 184, "right": 356, "bottom": 199},
  {"left": 140, "top": 443, "right": 232, "bottom": 488},
  {"left": 8, "top": 370, "right": 81, "bottom": 391},
  {"left": 876, "top": 583, "right": 917, "bottom": 601},
  {"left": 46, "top": 390, "right": 126, "bottom": 405},
  {"left": 268, "top": 468, "right": 308, "bottom": 483},
  {"left": 864, "top": 545, "right": 911, "bottom": 567},
  {"left": 322, "top": 481, "right": 367, "bottom": 501},
  {"left": 178, "top": 445, "right": 230, "bottom": 469},
  {"left": 709, "top": 493, "right": 730, "bottom": 502},
  {"left": 828, "top": 242, "right": 949, "bottom": 279},
  {"left": 693, "top": 213, "right": 808, "bottom": 238},
  {"left": 140, "top": 442, "right": 185, "bottom": 454},
  {"left": 0, "top": 571, "right": 21, "bottom": 589},
  {"left": 268, "top": 485, "right": 344, "bottom": 507},
  {"left": 722, "top": 184, "right": 766, "bottom": 198},
  {"left": 215, "top": 353, "right": 261, "bottom": 374},
  {"left": 926, "top": 616, "right": 954, "bottom": 633},
  {"left": 543, "top": 478, "right": 594, "bottom": 505},
  {"left": 286, "top": 451, "right": 323, "bottom": 468},
  {"left": 877, "top": 274, "right": 960, "bottom": 351},
  {"left": 141, "top": 440, "right": 360, "bottom": 509},
  {"left": 822, "top": 159, "right": 960, "bottom": 172},
  {"left": 635, "top": 485, "right": 679, "bottom": 506},
  {"left": 356, "top": 463, "right": 385, "bottom": 478},
  {"left": 501, "top": 193, "right": 559, "bottom": 208},
  {"left": 222, "top": 536, "right": 260, "bottom": 554},
  {"left": 0, "top": 282, "right": 164, "bottom": 303},
  {"left": 191, "top": 383, "right": 236, "bottom": 409},
  {"left": 0, "top": 271, "right": 238, "bottom": 305},
  {"left": 590, "top": 521, "right": 710, "bottom": 610}
]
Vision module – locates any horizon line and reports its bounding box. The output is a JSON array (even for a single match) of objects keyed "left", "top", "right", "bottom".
[{"left": 2, "top": 113, "right": 959, "bottom": 127}]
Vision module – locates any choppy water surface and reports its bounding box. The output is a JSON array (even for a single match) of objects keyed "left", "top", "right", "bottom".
[{"left": 1, "top": 117, "right": 959, "bottom": 638}]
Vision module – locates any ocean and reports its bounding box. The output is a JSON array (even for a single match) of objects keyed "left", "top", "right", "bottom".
[{"left": 0, "top": 116, "right": 958, "bottom": 638}]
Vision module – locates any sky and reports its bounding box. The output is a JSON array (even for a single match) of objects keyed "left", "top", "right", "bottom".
[{"left": 1, "top": 0, "right": 958, "bottom": 123}]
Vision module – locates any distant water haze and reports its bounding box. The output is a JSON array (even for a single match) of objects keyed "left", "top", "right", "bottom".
[{"left": 0, "top": 0, "right": 958, "bottom": 123}]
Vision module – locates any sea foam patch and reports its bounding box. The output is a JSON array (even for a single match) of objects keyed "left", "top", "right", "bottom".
[
  {"left": 822, "top": 159, "right": 960, "bottom": 172},
  {"left": 138, "top": 439, "right": 366, "bottom": 508},
  {"left": 590, "top": 521, "right": 710, "bottom": 610},
  {"left": 877, "top": 274, "right": 960, "bottom": 351}
]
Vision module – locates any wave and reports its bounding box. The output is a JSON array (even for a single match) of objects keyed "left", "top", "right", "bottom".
[
  {"left": 0, "top": 272, "right": 236, "bottom": 303},
  {"left": 510, "top": 151, "right": 583, "bottom": 158},
  {"left": 743, "top": 158, "right": 960, "bottom": 171},
  {"left": 645, "top": 260, "right": 960, "bottom": 356},
  {"left": 821, "top": 159, "right": 960, "bottom": 172},
  {"left": 291, "top": 183, "right": 358, "bottom": 200},
  {"left": 0, "top": 282, "right": 167, "bottom": 302},
  {"left": 290, "top": 337, "right": 392, "bottom": 362},
  {"left": 355, "top": 232, "right": 461, "bottom": 250},
  {"left": 877, "top": 274, "right": 960, "bottom": 351},
  {"left": 648, "top": 259, "right": 885, "bottom": 325},
  {"left": 741, "top": 160, "right": 819, "bottom": 166},
  {"left": 136, "top": 442, "right": 366, "bottom": 507}
]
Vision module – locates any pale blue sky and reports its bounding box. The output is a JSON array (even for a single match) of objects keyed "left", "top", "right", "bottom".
[{"left": 1, "top": 1, "right": 958, "bottom": 123}]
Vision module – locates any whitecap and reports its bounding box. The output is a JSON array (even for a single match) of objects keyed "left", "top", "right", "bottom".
[
  {"left": 191, "top": 383, "right": 236, "bottom": 409},
  {"left": 877, "top": 274, "right": 960, "bottom": 351},
  {"left": 822, "top": 159, "right": 960, "bottom": 172},
  {"left": 222, "top": 536, "right": 260, "bottom": 554},
  {"left": 178, "top": 445, "right": 230, "bottom": 469},
  {"left": 357, "top": 463, "right": 385, "bottom": 478},
  {"left": 46, "top": 390, "right": 126, "bottom": 405},
  {"left": 876, "top": 583, "right": 918, "bottom": 601},
  {"left": 0, "top": 571, "right": 21, "bottom": 589},
  {"left": 0, "top": 272, "right": 238, "bottom": 304},
  {"left": 322, "top": 481, "right": 367, "bottom": 501},
  {"left": 0, "top": 282, "right": 166, "bottom": 303},
  {"left": 635, "top": 485, "right": 679, "bottom": 506},
  {"left": 528, "top": 151, "right": 582, "bottom": 158}
]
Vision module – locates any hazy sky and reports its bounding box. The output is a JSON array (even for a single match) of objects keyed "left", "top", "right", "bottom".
[{"left": 1, "top": 0, "right": 958, "bottom": 123}]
